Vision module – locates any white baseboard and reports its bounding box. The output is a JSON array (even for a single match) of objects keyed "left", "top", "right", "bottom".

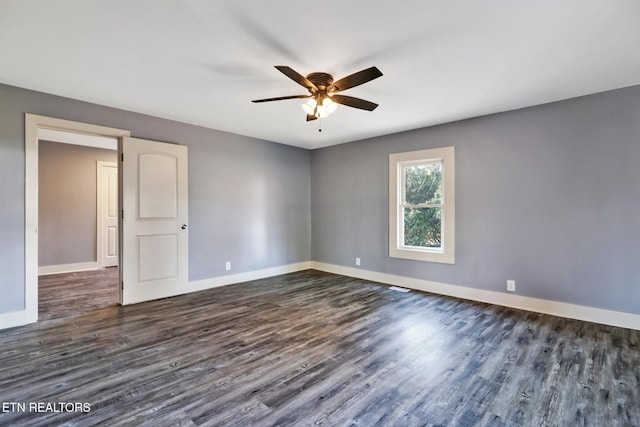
[
  {"left": 1, "top": 262, "right": 311, "bottom": 330},
  {"left": 189, "top": 261, "right": 312, "bottom": 293},
  {"left": 310, "top": 262, "right": 640, "bottom": 331},
  {"left": 11, "top": 260, "right": 638, "bottom": 332},
  {"left": 39, "top": 262, "right": 99, "bottom": 276},
  {"left": 0, "top": 309, "right": 38, "bottom": 330}
]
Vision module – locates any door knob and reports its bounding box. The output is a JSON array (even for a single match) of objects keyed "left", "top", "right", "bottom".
[{"left": 181, "top": 224, "right": 188, "bottom": 230}]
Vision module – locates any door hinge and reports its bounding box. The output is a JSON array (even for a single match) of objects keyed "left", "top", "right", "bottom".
[
  {"left": 121, "top": 210, "right": 124, "bottom": 219},
  {"left": 121, "top": 153, "right": 124, "bottom": 162},
  {"left": 121, "top": 281, "right": 124, "bottom": 290}
]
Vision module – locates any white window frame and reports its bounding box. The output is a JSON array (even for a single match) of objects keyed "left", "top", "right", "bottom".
[{"left": 389, "top": 146, "right": 455, "bottom": 264}]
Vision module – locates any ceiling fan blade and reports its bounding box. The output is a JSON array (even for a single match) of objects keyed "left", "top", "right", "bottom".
[
  {"left": 329, "top": 66, "right": 383, "bottom": 92},
  {"left": 252, "top": 94, "right": 310, "bottom": 103},
  {"left": 275, "top": 66, "right": 317, "bottom": 91},
  {"left": 306, "top": 114, "right": 318, "bottom": 121},
  {"left": 330, "top": 94, "right": 379, "bottom": 111}
]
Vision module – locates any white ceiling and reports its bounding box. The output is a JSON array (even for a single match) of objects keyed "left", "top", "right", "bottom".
[{"left": 1, "top": 1, "right": 639, "bottom": 149}]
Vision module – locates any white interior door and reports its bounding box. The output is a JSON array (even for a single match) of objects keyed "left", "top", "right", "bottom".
[
  {"left": 120, "top": 137, "right": 188, "bottom": 304},
  {"left": 97, "top": 161, "right": 118, "bottom": 268}
]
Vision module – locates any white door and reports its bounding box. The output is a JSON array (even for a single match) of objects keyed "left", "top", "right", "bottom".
[
  {"left": 97, "top": 161, "right": 119, "bottom": 268},
  {"left": 120, "top": 137, "right": 188, "bottom": 304}
]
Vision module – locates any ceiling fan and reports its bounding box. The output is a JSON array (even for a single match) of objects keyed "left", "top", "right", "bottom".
[{"left": 252, "top": 66, "right": 383, "bottom": 121}]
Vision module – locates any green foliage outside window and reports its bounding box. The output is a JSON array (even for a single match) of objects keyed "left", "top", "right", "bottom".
[{"left": 403, "top": 163, "right": 442, "bottom": 248}]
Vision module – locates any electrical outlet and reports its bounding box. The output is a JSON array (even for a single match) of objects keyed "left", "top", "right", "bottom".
[
  {"left": 355, "top": 257, "right": 361, "bottom": 266},
  {"left": 225, "top": 261, "right": 231, "bottom": 271},
  {"left": 507, "top": 280, "right": 516, "bottom": 292}
]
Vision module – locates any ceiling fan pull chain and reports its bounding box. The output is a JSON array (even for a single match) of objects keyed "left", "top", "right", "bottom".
[{"left": 318, "top": 118, "right": 322, "bottom": 132}]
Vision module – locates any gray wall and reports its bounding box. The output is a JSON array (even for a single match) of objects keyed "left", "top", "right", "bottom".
[
  {"left": 311, "top": 85, "right": 640, "bottom": 315},
  {"left": 2, "top": 81, "right": 639, "bottom": 317},
  {"left": 0, "top": 83, "right": 311, "bottom": 313},
  {"left": 38, "top": 141, "right": 117, "bottom": 266}
]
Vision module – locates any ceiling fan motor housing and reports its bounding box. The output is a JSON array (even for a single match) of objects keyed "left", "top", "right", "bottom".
[{"left": 306, "top": 72, "right": 334, "bottom": 92}]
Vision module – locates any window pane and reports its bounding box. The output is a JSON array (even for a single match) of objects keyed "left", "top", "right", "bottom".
[
  {"left": 404, "top": 163, "right": 442, "bottom": 205},
  {"left": 403, "top": 207, "right": 441, "bottom": 248}
]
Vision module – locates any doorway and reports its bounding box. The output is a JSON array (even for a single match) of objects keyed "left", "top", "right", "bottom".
[
  {"left": 25, "top": 114, "right": 131, "bottom": 323},
  {"left": 38, "top": 132, "right": 118, "bottom": 272},
  {"left": 37, "top": 133, "right": 119, "bottom": 319}
]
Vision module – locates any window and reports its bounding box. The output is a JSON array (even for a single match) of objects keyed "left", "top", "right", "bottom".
[{"left": 389, "top": 146, "right": 455, "bottom": 264}]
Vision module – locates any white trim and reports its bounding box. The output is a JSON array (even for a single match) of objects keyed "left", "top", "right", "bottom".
[
  {"left": 0, "top": 309, "right": 37, "bottom": 330},
  {"left": 189, "top": 262, "right": 312, "bottom": 293},
  {"left": 1, "top": 261, "right": 312, "bottom": 330},
  {"left": 389, "top": 146, "right": 455, "bottom": 264},
  {"left": 38, "top": 262, "right": 99, "bottom": 276},
  {"left": 25, "top": 115, "right": 39, "bottom": 321},
  {"left": 310, "top": 262, "right": 640, "bottom": 331},
  {"left": 6, "top": 260, "right": 638, "bottom": 332},
  {"left": 25, "top": 114, "right": 131, "bottom": 326}
]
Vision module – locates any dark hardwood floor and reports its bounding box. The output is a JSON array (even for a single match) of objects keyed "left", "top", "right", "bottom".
[
  {"left": 37, "top": 267, "right": 119, "bottom": 321},
  {"left": 0, "top": 269, "right": 638, "bottom": 426}
]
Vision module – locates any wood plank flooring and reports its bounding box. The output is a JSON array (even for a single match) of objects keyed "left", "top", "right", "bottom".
[
  {"left": 0, "top": 269, "right": 638, "bottom": 426},
  {"left": 37, "top": 268, "right": 119, "bottom": 321}
]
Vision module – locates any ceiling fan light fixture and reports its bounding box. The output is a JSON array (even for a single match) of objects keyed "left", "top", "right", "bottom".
[
  {"left": 315, "top": 98, "right": 332, "bottom": 119},
  {"left": 323, "top": 97, "right": 338, "bottom": 115},
  {"left": 301, "top": 98, "right": 317, "bottom": 115}
]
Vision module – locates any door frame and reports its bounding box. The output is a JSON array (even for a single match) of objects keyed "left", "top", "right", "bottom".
[{"left": 25, "top": 114, "right": 130, "bottom": 322}]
